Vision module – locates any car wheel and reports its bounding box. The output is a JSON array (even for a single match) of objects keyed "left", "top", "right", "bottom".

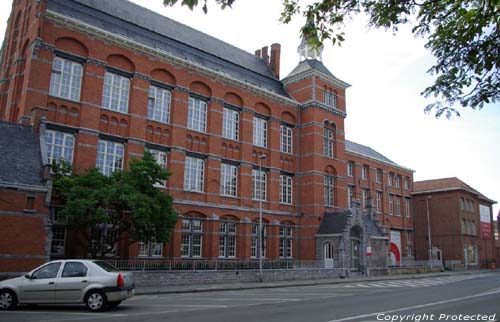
[
  {"left": 85, "top": 290, "right": 107, "bottom": 312},
  {"left": 0, "top": 289, "right": 17, "bottom": 310},
  {"left": 107, "top": 300, "right": 122, "bottom": 309}
]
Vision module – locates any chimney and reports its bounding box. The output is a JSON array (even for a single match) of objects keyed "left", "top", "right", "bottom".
[
  {"left": 261, "top": 46, "right": 269, "bottom": 64},
  {"left": 270, "top": 43, "right": 281, "bottom": 79},
  {"left": 254, "top": 49, "right": 262, "bottom": 58}
]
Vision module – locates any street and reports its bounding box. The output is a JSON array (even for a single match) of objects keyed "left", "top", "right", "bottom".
[{"left": 1, "top": 272, "right": 500, "bottom": 322}]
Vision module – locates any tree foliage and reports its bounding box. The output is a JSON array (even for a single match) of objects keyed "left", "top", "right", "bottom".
[
  {"left": 52, "top": 152, "right": 177, "bottom": 258},
  {"left": 163, "top": 0, "right": 500, "bottom": 118}
]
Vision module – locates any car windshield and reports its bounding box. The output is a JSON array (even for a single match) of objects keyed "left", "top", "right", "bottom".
[{"left": 93, "top": 261, "right": 119, "bottom": 272}]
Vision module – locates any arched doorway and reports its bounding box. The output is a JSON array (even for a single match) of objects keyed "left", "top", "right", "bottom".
[
  {"left": 324, "top": 242, "right": 334, "bottom": 268},
  {"left": 350, "top": 226, "right": 362, "bottom": 270}
]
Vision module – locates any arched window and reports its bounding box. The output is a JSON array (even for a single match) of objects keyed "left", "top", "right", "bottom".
[
  {"left": 180, "top": 216, "right": 204, "bottom": 258},
  {"left": 251, "top": 220, "right": 268, "bottom": 258},
  {"left": 219, "top": 216, "right": 238, "bottom": 258}
]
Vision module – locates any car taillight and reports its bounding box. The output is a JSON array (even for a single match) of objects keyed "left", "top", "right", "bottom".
[{"left": 117, "top": 273, "right": 124, "bottom": 287}]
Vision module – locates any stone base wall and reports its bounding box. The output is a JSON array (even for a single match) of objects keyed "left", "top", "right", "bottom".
[{"left": 134, "top": 268, "right": 347, "bottom": 286}]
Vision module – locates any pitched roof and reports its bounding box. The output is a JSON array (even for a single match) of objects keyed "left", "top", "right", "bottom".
[
  {"left": 345, "top": 140, "right": 413, "bottom": 172},
  {"left": 317, "top": 211, "right": 384, "bottom": 237},
  {"left": 0, "top": 122, "right": 45, "bottom": 188},
  {"left": 283, "top": 59, "right": 350, "bottom": 88},
  {"left": 413, "top": 177, "right": 496, "bottom": 204},
  {"left": 47, "top": 0, "right": 288, "bottom": 96}
]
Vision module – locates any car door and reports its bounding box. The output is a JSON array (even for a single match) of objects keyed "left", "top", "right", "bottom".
[
  {"left": 55, "top": 261, "right": 89, "bottom": 303},
  {"left": 21, "top": 262, "right": 62, "bottom": 303}
]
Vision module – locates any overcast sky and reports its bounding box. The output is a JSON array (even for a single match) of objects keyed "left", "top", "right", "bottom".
[{"left": 1, "top": 0, "right": 498, "bottom": 219}]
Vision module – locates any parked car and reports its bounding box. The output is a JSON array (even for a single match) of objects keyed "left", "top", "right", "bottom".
[{"left": 0, "top": 259, "right": 134, "bottom": 311}]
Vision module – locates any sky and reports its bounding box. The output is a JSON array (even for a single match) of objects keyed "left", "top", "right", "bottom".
[{"left": 0, "top": 1, "right": 498, "bottom": 219}]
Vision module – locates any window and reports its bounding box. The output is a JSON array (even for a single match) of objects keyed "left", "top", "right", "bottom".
[
  {"left": 324, "top": 175, "right": 335, "bottom": 207},
  {"left": 394, "top": 175, "right": 401, "bottom": 188},
  {"left": 102, "top": 72, "right": 130, "bottom": 113},
  {"left": 96, "top": 140, "right": 124, "bottom": 176},
  {"left": 45, "top": 130, "right": 75, "bottom": 165},
  {"left": 404, "top": 177, "right": 410, "bottom": 190},
  {"left": 219, "top": 221, "right": 237, "bottom": 258},
  {"left": 362, "top": 188, "right": 369, "bottom": 210},
  {"left": 389, "top": 194, "right": 394, "bottom": 215},
  {"left": 31, "top": 262, "right": 61, "bottom": 279},
  {"left": 280, "top": 125, "right": 293, "bottom": 154},
  {"left": 348, "top": 185, "right": 354, "bottom": 208},
  {"left": 405, "top": 198, "right": 411, "bottom": 217},
  {"left": 362, "top": 165, "right": 369, "bottom": 180},
  {"left": 395, "top": 196, "right": 401, "bottom": 216},
  {"left": 347, "top": 161, "right": 354, "bottom": 177},
  {"left": 222, "top": 107, "right": 239, "bottom": 141},
  {"left": 90, "top": 226, "right": 118, "bottom": 257},
  {"left": 147, "top": 85, "right": 171, "bottom": 123},
  {"left": 323, "top": 127, "right": 335, "bottom": 158},
  {"left": 148, "top": 149, "right": 168, "bottom": 187},
  {"left": 253, "top": 117, "right": 267, "bottom": 148},
  {"left": 49, "top": 57, "right": 83, "bottom": 101},
  {"left": 323, "top": 89, "right": 336, "bottom": 108},
  {"left": 251, "top": 223, "right": 267, "bottom": 258},
  {"left": 62, "top": 262, "right": 87, "bottom": 278},
  {"left": 138, "top": 241, "right": 163, "bottom": 257},
  {"left": 460, "top": 197, "right": 465, "bottom": 210},
  {"left": 187, "top": 97, "right": 208, "bottom": 132},
  {"left": 220, "top": 163, "right": 238, "bottom": 197},
  {"left": 388, "top": 173, "right": 394, "bottom": 187},
  {"left": 406, "top": 232, "right": 412, "bottom": 256},
  {"left": 376, "top": 191, "right": 382, "bottom": 213},
  {"left": 51, "top": 226, "right": 66, "bottom": 256},
  {"left": 280, "top": 175, "right": 293, "bottom": 204},
  {"left": 376, "top": 169, "right": 383, "bottom": 183},
  {"left": 279, "top": 225, "right": 293, "bottom": 259},
  {"left": 181, "top": 218, "right": 203, "bottom": 258},
  {"left": 252, "top": 169, "right": 267, "bottom": 200},
  {"left": 184, "top": 156, "right": 204, "bottom": 192}
]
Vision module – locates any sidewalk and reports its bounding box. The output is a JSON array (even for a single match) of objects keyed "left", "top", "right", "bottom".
[{"left": 135, "top": 269, "right": 499, "bottom": 295}]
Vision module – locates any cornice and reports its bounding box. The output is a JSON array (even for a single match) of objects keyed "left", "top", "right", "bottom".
[{"left": 282, "top": 68, "right": 351, "bottom": 90}]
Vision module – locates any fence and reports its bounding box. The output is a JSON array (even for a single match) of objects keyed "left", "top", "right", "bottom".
[{"left": 104, "top": 259, "right": 340, "bottom": 271}]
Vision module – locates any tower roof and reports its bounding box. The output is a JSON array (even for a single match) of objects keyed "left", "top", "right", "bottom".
[{"left": 283, "top": 59, "right": 350, "bottom": 89}]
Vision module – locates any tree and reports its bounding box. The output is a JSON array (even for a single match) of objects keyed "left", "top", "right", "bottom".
[
  {"left": 163, "top": 0, "right": 500, "bottom": 118},
  {"left": 52, "top": 152, "right": 177, "bottom": 258}
]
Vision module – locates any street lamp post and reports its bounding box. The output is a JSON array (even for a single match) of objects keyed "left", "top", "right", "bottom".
[
  {"left": 426, "top": 195, "right": 433, "bottom": 269},
  {"left": 258, "top": 154, "right": 267, "bottom": 282}
]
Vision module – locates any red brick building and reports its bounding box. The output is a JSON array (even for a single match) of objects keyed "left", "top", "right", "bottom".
[
  {"left": 0, "top": 0, "right": 414, "bottom": 271},
  {"left": 0, "top": 121, "right": 51, "bottom": 274},
  {"left": 412, "top": 178, "right": 497, "bottom": 269}
]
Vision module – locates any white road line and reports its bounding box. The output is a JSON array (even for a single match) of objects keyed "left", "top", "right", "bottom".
[
  {"left": 178, "top": 297, "right": 303, "bottom": 301},
  {"left": 124, "top": 304, "right": 228, "bottom": 308},
  {"left": 321, "top": 287, "right": 500, "bottom": 322}
]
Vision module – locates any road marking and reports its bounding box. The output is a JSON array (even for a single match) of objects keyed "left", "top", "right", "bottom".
[
  {"left": 321, "top": 286, "right": 500, "bottom": 322},
  {"left": 0, "top": 310, "right": 123, "bottom": 316},
  {"left": 125, "top": 304, "right": 228, "bottom": 308}
]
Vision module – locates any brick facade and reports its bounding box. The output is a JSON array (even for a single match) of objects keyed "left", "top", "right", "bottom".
[{"left": 0, "top": 0, "right": 414, "bottom": 266}]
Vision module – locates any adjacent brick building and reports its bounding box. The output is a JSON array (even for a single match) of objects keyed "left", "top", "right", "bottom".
[
  {"left": 0, "top": 0, "right": 414, "bottom": 271},
  {"left": 0, "top": 121, "right": 51, "bottom": 274},
  {"left": 412, "top": 178, "right": 497, "bottom": 269}
]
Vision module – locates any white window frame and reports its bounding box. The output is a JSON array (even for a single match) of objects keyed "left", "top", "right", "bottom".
[
  {"left": 187, "top": 97, "right": 208, "bottom": 133},
  {"left": 323, "top": 127, "right": 335, "bottom": 158},
  {"left": 253, "top": 117, "right": 267, "bottom": 148},
  {"left": 252, "top": 169, "right": 267, "bottom": 201},
  {"left": 280, "top": 125, "right": 293, "bottom": 154},
  {"left": 347, "top": 161, "right": 354, "bottom": 177},
  {"left": 362, "top": 188, "right": 369, "bottom": 209},
  {"left": 396, "top": 196, "right": 401, "bottom": 216},
  {"left": 45, "top": 130, "right": 75, "bottom": 165},
  {"left": 138, "top": 241, "right": 163, "bottom": 257},
  {"left": 251, "top": 223, "right": 267, "bottom": 258},
  {"left": 323, "top": 90, "right": 336, "bottom": 108},
  {"left": 388, "top": 173, "right": 394, "bottom": 187},
  {"left": 376, "top": 191, "right": 382, "bottom": 213},
  {"left": 148, "top": 149, "right": 168, "bottom": 187},
  {"left": 222, "top": 107, "right": 239, "bottom": 141},
  {"left": 280, "top": 174, "right": 293, "bottom": 205},
  {"left": 405, "top": 198, "right": 411, "bottom": 217},
  {"left": 376, "top": 169, "right": 382, "bottom": 183},
  {"left": 362, "top": 165, "right": 368, "bottom": 180},
  {"left": 147, "top": 85, "right": 171, "bottom": 124},
  {"left": 220, "top": 163, "right": 238, "bottom": 197},
  {"left": 181, "top": 218, "right": 203, "bottom": 258},
  {"left": 348, "top": 185, "right": 354, "bottom": 208},
  {"left": 96, "top": 140, "right": 124, "bottom": 176},
  {"left": 184, "top": 156, "right": 205, "bottom": 192},
  {"left": 218, "top": 221, "right": 237, "bottom": 258},
  {"left": 389, "top": 194, "right": 394, "bottom": 215},
  {"left": 279, "top": 225, "right": 293, "bottom": 259},
  {"left": 101, "top": 72, "right": 130, "bottom": 113},
  {"left": 49, "top": 57, "right": 83, "bottom": 101},
  {"left": 324, "top": 175, "right": 335, "bottom": 207},
  {"left": 404, "top": 177, "right": 410, "bottom": 190}
]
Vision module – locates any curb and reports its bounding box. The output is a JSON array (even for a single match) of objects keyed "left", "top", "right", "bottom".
[{"left": 135, "top": 269, "right": 498, "bottom": 295}]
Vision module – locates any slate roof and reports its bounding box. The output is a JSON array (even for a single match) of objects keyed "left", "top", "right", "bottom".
[
  {"left": 345, "top": 140, "right": 412, "bottom": 171},
  {"left": 0, "top": 122, "right": 45, "bottom": 187},
  {"left": 285, "top": 59, "right": 335, "bottom": 79},
  {"left": 413, "top": 177, "right": 496, "bottom": 203},
  {"left": 47, "top": 0, "right": 289, "bottom": 96},
  {"left": 317, "top": 211, "right": 384, "bottom": 237}
]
